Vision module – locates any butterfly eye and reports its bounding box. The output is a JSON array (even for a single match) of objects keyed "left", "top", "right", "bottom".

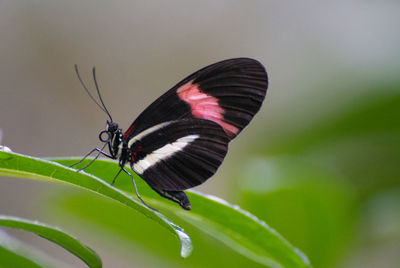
[
  {"left": 99, "top": 130, "right": 111, "bottom": 142},
  {"left": 107, "top": 122, "right": 118, "bottom": 132}
]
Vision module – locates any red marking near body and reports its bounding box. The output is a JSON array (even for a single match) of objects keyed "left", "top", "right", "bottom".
[
  {"left": 131, "top": 151, "right": 137, "bottom": 162},
  {"left": 123, "top": 124, "right": 135, "bottom": 139},
  {"left": 177, "top": 81, "right": 238, "bottom": 137}
]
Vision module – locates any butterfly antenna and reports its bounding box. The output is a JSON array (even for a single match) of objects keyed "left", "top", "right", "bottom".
[
  {"left": 74, "top": 65, "right": 108, "bottom": 116},
  {"left": 92, "top": 67, "right": 113, "bottom": 122}
]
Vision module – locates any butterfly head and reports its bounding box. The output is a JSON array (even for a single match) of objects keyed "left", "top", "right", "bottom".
[{"left": 99, "top": 121, "right": 123, "bottom": 158}]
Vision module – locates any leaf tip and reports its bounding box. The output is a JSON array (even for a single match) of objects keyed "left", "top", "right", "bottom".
[{"left": 176, "top": 229, "right": 193, "bottom": 258}]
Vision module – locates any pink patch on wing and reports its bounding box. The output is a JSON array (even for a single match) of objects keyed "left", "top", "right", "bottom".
[{"left": 177, "top": 81, "right": 238, "bottom": 137}]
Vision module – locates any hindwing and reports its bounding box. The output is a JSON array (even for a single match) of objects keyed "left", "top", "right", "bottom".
[{"left": 126, "top": 119, "right": 229, "bottom": 191}]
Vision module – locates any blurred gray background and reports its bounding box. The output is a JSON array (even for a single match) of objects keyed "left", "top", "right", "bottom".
[{"left": 1, "top": 1, "right": 399, "bottom": 267}]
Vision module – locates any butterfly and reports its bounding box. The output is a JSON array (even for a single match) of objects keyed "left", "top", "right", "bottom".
[{"left": 73, "top": 58, "right": 268, "bottom": 210}]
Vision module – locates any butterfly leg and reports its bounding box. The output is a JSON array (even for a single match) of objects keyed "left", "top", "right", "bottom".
[
  {"left": 119, "top": 167, "right": 158, "bottom": 212},
  {"left": 70, "top": 143, "right": 111, "bottom": 170},
  {"left": 149, "top": 186, "right": 191, "bottom": 210}
]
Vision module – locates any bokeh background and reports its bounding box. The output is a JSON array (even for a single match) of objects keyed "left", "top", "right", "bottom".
[{"left": 1, "top": 1, "right": 400, "bottom": 267}]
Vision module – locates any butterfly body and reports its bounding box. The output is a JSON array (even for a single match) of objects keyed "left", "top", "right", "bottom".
[{"left": 78, "top": 58, "right": 268, "bottom": 210}]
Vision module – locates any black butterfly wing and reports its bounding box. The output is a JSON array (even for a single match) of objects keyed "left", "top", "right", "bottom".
[
  {"left": 127, "top": 118, "right": 229, "bottom": 191},
  {"left": 123, "top": 58, "right": 268, "bottom": 141}
]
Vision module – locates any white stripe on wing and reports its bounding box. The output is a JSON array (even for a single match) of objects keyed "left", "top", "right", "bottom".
[
  {"left": 132, "top": 134, "right": 199, "bottom": 174},
  {"left": 127, "top": 121, "right": 172, "bottom": 148}
]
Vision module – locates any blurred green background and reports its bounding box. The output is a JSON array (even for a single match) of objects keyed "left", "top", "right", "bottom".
[{"left": 1, "top": 1, "right": 399, "bottom": 267}]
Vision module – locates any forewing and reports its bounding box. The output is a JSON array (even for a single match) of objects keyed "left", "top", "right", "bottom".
[
  {"left": 127, "top": 119, "right": 229, "bottom": 191},
  {"left": 123, "top": 58, "right": 268, "bottom": 140}
]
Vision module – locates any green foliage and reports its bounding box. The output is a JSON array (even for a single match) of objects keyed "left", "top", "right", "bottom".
[
  {"left": 234, "top": 83, "right": 400, "bottom": 267},
  {"left": 0, "top": 151, "right": 309, "bottom": 267},
  {"left": 1, "top": 81, "right": 398, "bottom": 267},
  {"left": 0, "top": 150, "right": 192, "bottom": 257},
  {"left": 238, "top": 158, "right": 356, "bottom": 268},
  {"left": 0, "top": 215, "right": 101, "bottom": 268},
  {"left": 0, "top": 233, "right": 45, "bottom": 268},
  {"left": 0, "top": 245, "right": 44, "bottom": 268}
]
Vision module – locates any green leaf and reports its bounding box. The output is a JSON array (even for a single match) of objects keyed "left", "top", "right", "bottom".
[
  {"left": 238, "top": 157, "right": 357, "bottom": 268},
  {"left": 45, "top": 191, "right": 268, "bottom": 268},
  {"left": 0, "top": 215, "right": 101, "bottom": 268},
  {"left": 0, "top": 246, "right": 43, "bottom": 268},
  {"left": 0, "top": 233, "right": 44, "bottom": 268},
  {"left": 52, "top": 159, "right": 310, "bottom": 267},
  {"left": 170, "top": 191, "right": 311, "bottom": 268},
  {"left": 0, "top": 229, "right": 67, "bottom": 268},
  {"left": 0, "top": 150, "right": 310, "bottom": 267},
  {"left": 0, "top": 150, "right": 192, "bottom": 258}
]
